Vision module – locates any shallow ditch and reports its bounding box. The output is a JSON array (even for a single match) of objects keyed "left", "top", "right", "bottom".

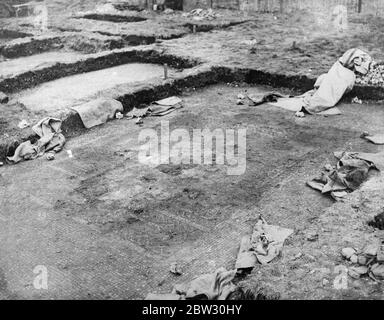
[
  {"left": 79, "top": 14, "right": 147, "bottom": 23},
  {"left": 0, "top": 49, "right": 198, "bottom": 93},
  {"left": 16, "top": 62, "right": 180, "bottom": 112}
]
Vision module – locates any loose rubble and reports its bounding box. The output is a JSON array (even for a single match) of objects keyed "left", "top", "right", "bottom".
[
  {"left": 341, "top": 242, "right": 384, "bottom": 280},
  {"left": 182, "top": 8, "right": 220, "bottom": 20},
  {"left": 356, "top": 62, "right": 384, "bottom": 86}
]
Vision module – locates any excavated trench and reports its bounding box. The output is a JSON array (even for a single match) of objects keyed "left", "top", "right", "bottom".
[
  {"left": 0, "top": 49, "right": 197, "bottom": 93},
  {"left": 78, "top": 14, "right": 147, "bottom": 23},
  {"left": 15, "top": 62, "right": 181, "bottom": 112},
  {"left": 0, "top": 29, "right": 32, "bottom": 42}
]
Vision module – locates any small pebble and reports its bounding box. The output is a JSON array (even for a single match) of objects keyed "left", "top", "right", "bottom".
[
  {"left": 295, "top": 111, "right": 305, "bottom": 118},
  {"left": 363, "top": 243, "right": 379, "bottom": 257},
  {"left": 169, "top": 262, "right": 182, "bottom": 275},
  {"left": 46, "top": 153, "right": 55, "bottom": 161},
  {"left": 350, "top": 254, "right": 358, "bottom": 264},
  {"left": 342, "top": 247, "right": 356, "bottom": 259},
  {"left": 371, "top": 263, "right": 384, "bottom": 280},
  {"left": 357, "top": 255, "right": 367, "bottom": 266}
]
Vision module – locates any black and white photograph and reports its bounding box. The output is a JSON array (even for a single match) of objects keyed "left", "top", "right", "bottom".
[{"left": 0, "top": 0, "right": 384, "bottom": 307}]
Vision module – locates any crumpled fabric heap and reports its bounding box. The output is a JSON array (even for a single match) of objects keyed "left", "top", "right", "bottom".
[
  {"left": 247, "top": 49, "right": 372, "bottom": 115},
  {"left": 302, "top": 48, "right": 372, "bottom": 114},
  {"left": 235, "top": 217, "right": 293, "bottom": 271},
  {"left": 7, "top": 117, "right": 65, "bottom": 164},
  {"left": 307, "top": 150, "right": 384, "bottom": 200},
  {"left": 361, "top": 133, "right": 384, "bottom": 145},
  {"left": 146, "top": 268, "right": 237, "bottom": 300}
]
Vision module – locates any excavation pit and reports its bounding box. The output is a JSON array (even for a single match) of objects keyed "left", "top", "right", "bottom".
[
  {"left": 14, "top": 62, "right": 180, "bottom": 112},
  {"left": 0, "top": 51, "right": 84, "bottom": 78},
  {"left": 79, "top": 14, "right": 147, "bottom": 23}
]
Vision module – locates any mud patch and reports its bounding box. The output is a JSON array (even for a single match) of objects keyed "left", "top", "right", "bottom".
[{"left": 80, "top": 14, "right": 147, "bottom": 23}]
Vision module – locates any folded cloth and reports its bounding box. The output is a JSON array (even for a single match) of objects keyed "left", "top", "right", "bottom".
[
  {"left": 7, "top": 117, "right": 66, "bottom": 164},
  {"left": 149, "top": 104, "right": 183, "bottom": 117},
  {"left": 247, "top": 92, "right": 290, "bottom": 106},
  {"left": 32, "top": 117, "right": 66, "bottom": 153},
  {"left": 362, "top": 134, "right": 384, "bottom": 145},
  {"left": 179, "top": 268, "right": 237, "bottom": 300},
  {"left": 7, "top": 141, "right": 39, "bottom": 163},
  {"left": 145, "top": 268, "right": 237, "bottom": 300},
  {"left": 154, "top": 96, "right": 182, "bottom": 106},
  {"left": 235, "top": 217, "right": 293, "bottom": 270},
  {"left": 307, "top": 150, "right": 383, "bottom": 199},
  {"left": 339, "top": 48, "right": 372, "bottom": 75},
  {"left": 250, "top": 218, "right": 294, "bottom": 265},
  {"left": 72, "top": 98, "right": 123, "bottom": 129}
]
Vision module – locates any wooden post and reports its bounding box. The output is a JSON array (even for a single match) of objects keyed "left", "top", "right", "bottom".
[
  {"left": 163, "top": 63, "right": 168, "bottom": 80},
  {"left": 358, "top": 0, "right": 362, "bottom": 13}
]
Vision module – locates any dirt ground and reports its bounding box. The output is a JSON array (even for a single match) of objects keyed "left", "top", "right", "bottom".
[
  {"left": 1, "top": 1, "right": 384, "bottom": 300},
  {"left": 1, "top": 83, "right": 384, "bottom": 299}
]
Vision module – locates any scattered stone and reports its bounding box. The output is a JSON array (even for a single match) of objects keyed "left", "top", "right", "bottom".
[
  {"left": 115, "top": 112, "right": 124, "bottom": 119},
  {"left": 360, "top": 131, "right": 370, "bottom": 138},
  {"left": 352, "top": 96, "right": 362, "bottom": 104},
  {"left": 0, "top": 92, "right": 9, "bottom": 104},
  {"left": 350, "top": 254, "right": 358, "bottom": 264},
  {"left": 363, "top": 243, "right": 379, "bottom": 257},
  {"left": 342, "top": 247, "right": 356, "bottom": 259},
  {"left": 376, "top": 245, "right": 384, "bottom": 263},
  {"left": 67, "top": 150, "right": 73, "bottom": 158},
  {"left": 0, "top": 162, "right": 3, "bottom": 167},
  {"left": 357, "top": 255, "right": 368, "bottom": 266},
  {"left": 46, "top": 153, "right": 55, "bottom": 161},
  {"left": 169, "top": 262, "right": 182, "bottom": 276},
  {"left": 370, "top": 263, "right": 384, "bottom": 280},
  {"left": 236, "top": 99, "right": 244, "bottom": 105},
  {"left": 356, "top": 62, "right": 384, "bottom": 87},
  {"left": 324, "top": 164, "right": 333, "bottom": 172},
  {"left": 348, "top": 266, "right": 368, "bottom": 279},
  {"left": 306, "top": 231, "right": 319, "bottom": 242},
  {"left": 135, "top": 117, "right": 143, "bottom": 125},
  {"left": 322, "top": 278, "right": 329, "bottom": 286},
  {"left": 17, "top": 120, "right": 30, "bottom": 129},
  {"left": 237, "top": 93, "right": 246, "bottom": 100},
  {"left": 295, "top": 111, "right": 305, "bottom": 118},
  {"left": 292, "top": 252, "right": 303, "bottom": 260}
]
